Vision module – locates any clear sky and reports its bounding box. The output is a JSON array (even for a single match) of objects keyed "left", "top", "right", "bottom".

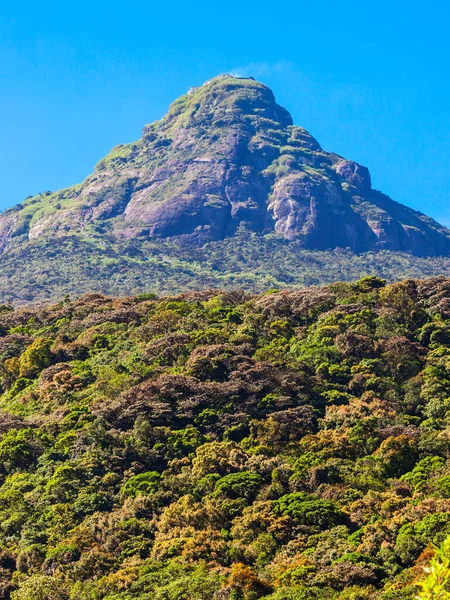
[{"left": 1, "top": 1, "right": 449, "bottom": 223}]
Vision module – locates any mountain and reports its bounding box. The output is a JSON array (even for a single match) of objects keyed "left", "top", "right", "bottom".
[
  {"left": 0, "top": 277, "right": 450, "bottom": 599},
  {"left": 1, "top": 74, "right": 450, "bottom": 304}
]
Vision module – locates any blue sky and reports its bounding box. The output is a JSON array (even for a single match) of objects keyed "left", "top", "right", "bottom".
[{"left": 1, "top": 1, "right": 449, "bottom": 223}]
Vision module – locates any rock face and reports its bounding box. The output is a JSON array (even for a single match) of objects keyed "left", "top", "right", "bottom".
[{"left": 1, "top": 74, "right": 449, "bottom": 257}]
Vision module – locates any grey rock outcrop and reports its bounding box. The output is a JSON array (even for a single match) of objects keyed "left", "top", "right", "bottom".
[{"left": 0, "top": 74, "right": 448, "bottom": 257}]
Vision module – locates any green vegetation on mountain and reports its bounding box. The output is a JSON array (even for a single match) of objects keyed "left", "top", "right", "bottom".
[
  {"left": 1, "top": 75, "right": 450, "bottom": 304},
  {"left": 0, "top": 277, "right": 449, "bottom": 598},
  {"left": 3, "top": 231, "right": 450, "bottom": 305}
]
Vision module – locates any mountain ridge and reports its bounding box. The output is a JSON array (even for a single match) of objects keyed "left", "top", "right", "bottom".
[{"left": 1, "top": 74, "right": 449, "bottom": 258}]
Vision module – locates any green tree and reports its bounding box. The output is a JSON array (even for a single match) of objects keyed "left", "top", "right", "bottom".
[
  {"left": 11, "top": 575, "right": 68, "bottom": 600},
  {"left": 19, "top": 338, "right": 53, "bottom": 378}
]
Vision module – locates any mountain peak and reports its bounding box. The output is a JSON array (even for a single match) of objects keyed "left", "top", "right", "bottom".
[
  {"left": 0, "top": 76, "right": 449, "bottom": 259},
  {"left": 142, "top": 72, "right": 293, "bottom": 141},
  {"left": 188, "top": 73, "right": 257, "bottom": 92}
]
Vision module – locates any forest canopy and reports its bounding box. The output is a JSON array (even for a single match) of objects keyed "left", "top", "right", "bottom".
[{"left": 0, "top": 277, "right": 449, "bottom": 598}]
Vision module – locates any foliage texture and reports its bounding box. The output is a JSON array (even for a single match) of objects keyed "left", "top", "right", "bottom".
[{"left": 0, "top": 277, "right": 448, "bottom": 598}]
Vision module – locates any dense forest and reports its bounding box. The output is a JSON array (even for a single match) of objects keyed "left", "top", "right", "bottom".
[
  {"left": 3, "top": 231, "right": 450, "bottom": 305},
  {"left": 0, "top": 277, "right": 449, "bottom": 598}
]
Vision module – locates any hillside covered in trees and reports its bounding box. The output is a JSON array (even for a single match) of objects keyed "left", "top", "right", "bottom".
[
  {"left": 0, "top": 277, "right": 449, "bottom": 598},
  {"left": 4, "top": 233, "right": 450, "bottom": 306}
]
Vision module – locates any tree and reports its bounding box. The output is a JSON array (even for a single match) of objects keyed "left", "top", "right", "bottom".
[
  {"left": 11, "top": 575, "right": 68, "bottom": 600},
  {"left": 120, "top": 471, "right": 161, "bottom": 498},
  {"left": 19, "top": 338, "right": 53, "bottom": 379},
  {"left": 274, "top": 492, "right": 346, "bottom": 530}
]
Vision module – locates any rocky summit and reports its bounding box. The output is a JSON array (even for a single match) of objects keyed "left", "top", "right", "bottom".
[
  {"left": 1, "top": 74, "right": 450, "bottom": 257},
  {"left": 2, "top": 75, "right": 450, "bottom": 305}
]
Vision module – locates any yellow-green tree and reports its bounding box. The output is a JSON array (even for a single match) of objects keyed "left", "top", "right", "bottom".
[
  {"left": 11, "top": 575, "right": 68, "bottom": 600},
  {"left": 417, "top": 537, "right": 450, "bottom": 599}
]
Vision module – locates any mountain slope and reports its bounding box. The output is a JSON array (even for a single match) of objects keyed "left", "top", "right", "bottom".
[
  {"left": 0, "top": 278, "right": 450, "bottom": 598},
  {"left": 1, "top": 74, "right": 450, "bottom": 257},
  {"left": 4, "top": 232, "right": 450, "bottom": 306},
  {"left": 1, "top": 75, "right": 450, "bottom": 305}
]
